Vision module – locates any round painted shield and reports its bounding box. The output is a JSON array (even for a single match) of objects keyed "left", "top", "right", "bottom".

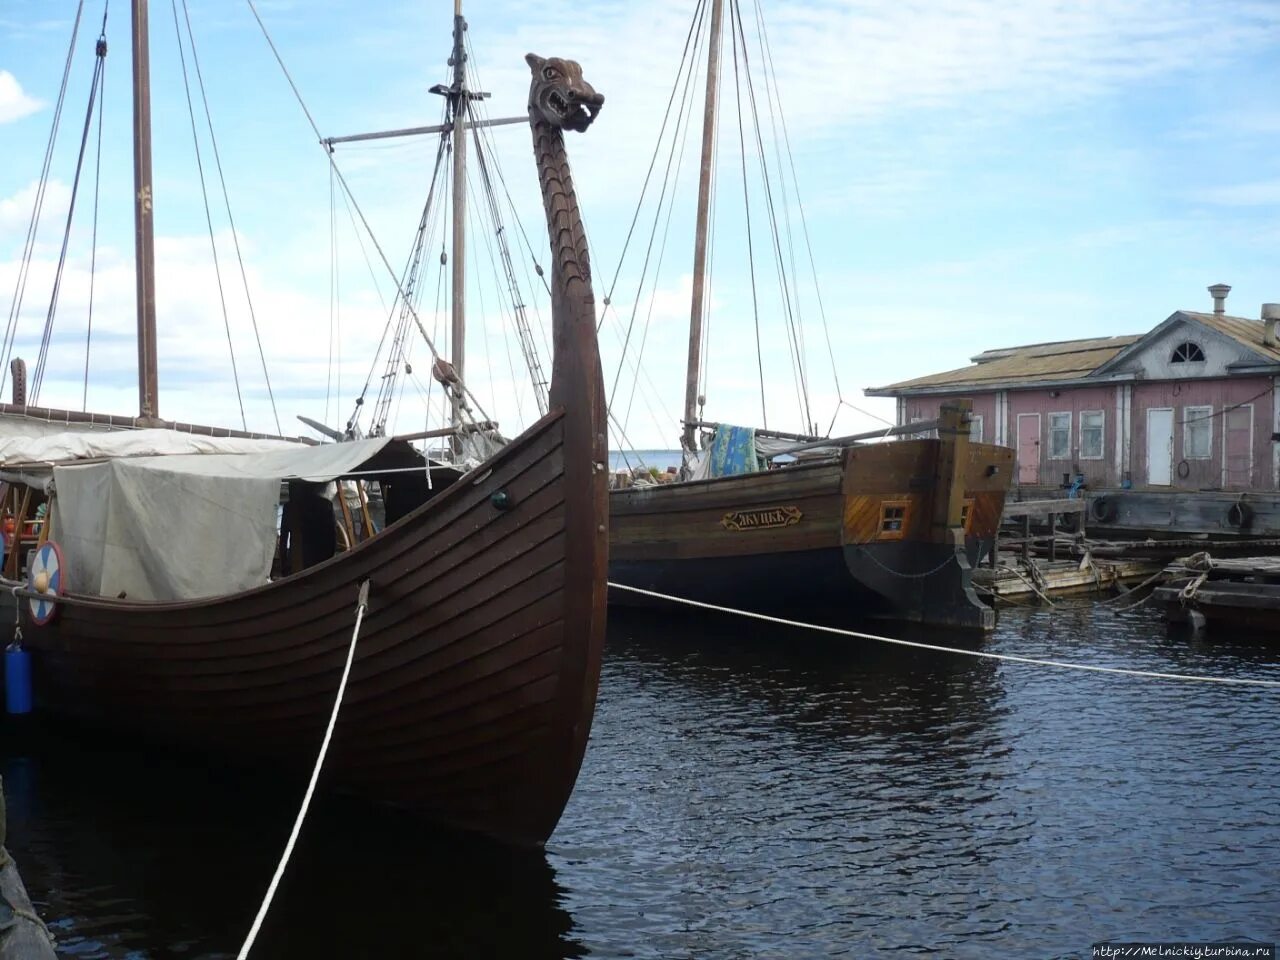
[{"left": 27, "top": 540, "right": 65, "bottom": 626}]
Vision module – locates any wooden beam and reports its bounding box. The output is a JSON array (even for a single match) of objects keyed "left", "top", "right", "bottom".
[
  {"left": 391, "top": 421, "right": 498, "bottom": 443},
  {"left": 0, "top": 402, "right": 312, "bottom": 442},
  {"left": 322, "top": 115, "right": 523, "bottom": 147},
  {"left": 1001, "top": 498, "right": 1087, "bottom": 520}
]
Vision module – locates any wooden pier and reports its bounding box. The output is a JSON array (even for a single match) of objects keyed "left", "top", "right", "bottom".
[
  {"left": 992, "top": 498, "right": 1088, "bottom": 567},
  {"left": 972, "top": 498, "right": 1160, "bottom": 602}
]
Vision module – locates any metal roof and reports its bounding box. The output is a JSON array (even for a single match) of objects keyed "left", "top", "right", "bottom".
[
  {"left": 868, "top": 312, "right": 1280, "bottom": 397},
  {"left": 867, "top": 335, "right": 1140, "bottom": 394},
  {"left": 1180, "top": 311, "right": 1280, "bottom": 363}
]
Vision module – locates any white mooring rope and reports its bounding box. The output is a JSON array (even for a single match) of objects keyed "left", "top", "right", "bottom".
[
  {"left": 606, "top": 582, "right": 1280, "bottom": 689},
  {"left": 237, "top": 579, "right": 371, "bottom": 959}
]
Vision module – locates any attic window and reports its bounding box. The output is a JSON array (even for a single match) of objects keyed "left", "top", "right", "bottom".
[{"left": 1171, "top": 342, "right": 1205, "bottom": 363}]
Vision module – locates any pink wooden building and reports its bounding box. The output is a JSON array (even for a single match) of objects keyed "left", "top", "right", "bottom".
[{"left": 867, "top": 286, "right": 1280, "bottom": 492}]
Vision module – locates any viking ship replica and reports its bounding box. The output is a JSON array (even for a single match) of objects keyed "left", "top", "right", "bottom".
[
  {"left": 606, "top": 0, "right": 1013, "bottom": 630},
  {"left": 0, "top": 2, "right": 607, "bottom": 848}
]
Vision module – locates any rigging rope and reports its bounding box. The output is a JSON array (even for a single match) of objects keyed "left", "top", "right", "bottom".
[
  {"left": 619, "top": 87, "right": 702, "bottom": 438},
  {"left": 179, "top": 0, "right": 281, "bottom": 433},
  {"left": 605, "top": 0, "right": 706, "bottom": 408},
  {"left": 246, "top": 0, "right": 497, "bottom": 431},
  {"left": 32, "top": 4, "right": 109, "bottom": 404},
  {"left": 727, "top": 11, "right": 767, "bottom": 429},
  {"left": 606, "top": 0, "right": 709, "bottom": 447},
  {"left": 751, "top": 0, "right": 844, "bottom": 433},
  {"left": 170, "top": 0, "right": 246, "bottom": 430},
  {"left": 236, "top": 580, "right": 370, "bottom": 960},
  {"left": 598, "top": 0, "right": 708, "bottom": 319},
  {"left": 463, "top": 34, "right": 551, "bottom": 413},
  {"left": 467, "top": 164, "right": 530, "bottom": 425},
  {"left": 607, "top": 583, "right": 1280, "bottom": 689},
  {"left": 2, "top": 0, "right": 86, "bottom": 399},
  {"left": 367, "top": 134, "right": 449, "bottom": 436},
  {"left": 470, "top": 122, "right": 548, "bottom": 416},
  {"left": 325, "top": 164, "right": 339, "bottom": 429},
  {"left": 83, "top": 13, "right": 107, "bottom": 412},
  {"left": 730, "top": 0, "right": 811, "bottom": 432}
]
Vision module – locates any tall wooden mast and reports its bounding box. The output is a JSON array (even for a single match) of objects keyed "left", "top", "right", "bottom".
[
  {"left": 131, "top": 0, "right": 160, "bottom": 420},
  {"left": 681, "top": 0, "right": 724, "bottom": 458},
  {"left": 449, "top": 0, "right": 468, "bottom": 447}
]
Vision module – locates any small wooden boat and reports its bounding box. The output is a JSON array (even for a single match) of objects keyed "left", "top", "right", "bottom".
[{"left": 2, "top": 4, "right": 607, "bottom": 848}]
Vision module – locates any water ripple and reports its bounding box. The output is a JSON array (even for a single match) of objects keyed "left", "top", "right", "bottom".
[{"left": 1, "top": 599, "right": 1278, "bottom": 957}]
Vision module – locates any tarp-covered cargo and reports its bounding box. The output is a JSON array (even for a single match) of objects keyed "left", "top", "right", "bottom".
[{"left": 2, "top": 433, "right": 427, "bottom": 602}]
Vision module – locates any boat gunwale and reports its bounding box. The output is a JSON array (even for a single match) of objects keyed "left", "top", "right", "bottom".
[{"left": 23, "top": 406, "right": 568, "bottom": 614}]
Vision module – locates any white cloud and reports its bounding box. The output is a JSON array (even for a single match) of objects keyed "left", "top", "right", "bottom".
[
  {"left": 0, "top": 179, "right": 71, "bottom": 239},
  {"left": 0, "top": 223, "right": 571, "bottom": 442},
  {"left": 0, "top": 70, "right": 42, "bottom": 124},
  {"left": 1192, "top": 179, "right": 1280, "bottom": 207}
]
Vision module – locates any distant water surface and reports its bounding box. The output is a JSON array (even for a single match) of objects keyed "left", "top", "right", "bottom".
[
  {"left": 608, "top": 449, "right": 681, "bottom": 473},
  {"left": 2, "top": 600, "right": 1278, "bottom": 958}
]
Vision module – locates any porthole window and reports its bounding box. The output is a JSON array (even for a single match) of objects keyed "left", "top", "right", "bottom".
[{"left": 1171, "top": 342, "right": 1205, "bottom": 363}]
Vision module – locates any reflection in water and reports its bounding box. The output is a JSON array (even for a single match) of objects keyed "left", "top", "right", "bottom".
[
  {"left": 0, "top": 724, "right": 581, "bottom": 959},
  {"left": 2, "top": 600, "right": 1278, "bottom": 958}
]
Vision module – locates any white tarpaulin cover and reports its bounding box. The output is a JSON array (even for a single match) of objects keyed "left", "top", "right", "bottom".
[
  {"left": 46, "top": 436, "right": 399, "bottom": 602},
  {"left": 0, "top": 427, "right": 299, "bottom": 465}
]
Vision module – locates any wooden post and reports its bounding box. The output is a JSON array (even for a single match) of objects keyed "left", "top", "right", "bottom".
[
  {"left": 449, "top": 3, "right": 468, "bottom": 456},
  {"left": 336, "top": 484, "right": 357, "bottom": 550},
  {"left": 131, "top": 0, "right": 159, "bottom": 420},
  {"left": 357, "top": 481, "right": 376, "bottom": 539},
  {"left": 5, "top": 489, "right": 31, "bottom": 580},
  {"left": 36, "top": 495, "right": 53, "bottom": 548},
  {"left": 681, "top": 0, "right": 725, "bottom": 459},
  {"left": 932, "top": 399, "right": 971, "bottom": 544}
]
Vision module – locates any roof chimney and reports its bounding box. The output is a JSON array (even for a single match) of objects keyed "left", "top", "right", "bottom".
[
  {"left": 1263, "top": 303, "right": 1280, "bottom": 348},
  {"left": 1208, "top": 283, "right": 1231, "bottom": 315}
]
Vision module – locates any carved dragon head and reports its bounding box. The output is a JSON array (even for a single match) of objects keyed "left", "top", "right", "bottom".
[{"left": 525, "top": 54, "right": 603, "bottom": 132}]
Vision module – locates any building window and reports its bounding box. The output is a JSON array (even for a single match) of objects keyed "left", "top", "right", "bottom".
[
  {"left": 1183, "top": 405, "right": 1213, "bottom": 459},
  {"left": 878, "top": 500, "right": 911, "bottom": 541},
  {"left": 969, "top": 414, "right": 984, "bottom": 442},
  {"left": 1171, "top": 342, "right": 1205, "bottom": 363},
  {"left": 909, "top": 416, "right": 935, "bottom": 440},
  {"left": 1079, "top": 411, "right": 1104, "bottom": 460},
  {"left": 1047, "top": 412, "right": 1071, "bottom": 459},
  {"left": 960, "top": 497, "right": 975, "bottom": 532}
]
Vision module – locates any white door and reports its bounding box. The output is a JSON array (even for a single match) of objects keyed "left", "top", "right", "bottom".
[{"left": 1147, "top": 407, "right": 1173, "bottom": 486}]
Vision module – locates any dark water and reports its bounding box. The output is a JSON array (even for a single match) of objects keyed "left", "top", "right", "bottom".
[{"left": 2, "top": 601, "right": 1278, "bottom": 958}]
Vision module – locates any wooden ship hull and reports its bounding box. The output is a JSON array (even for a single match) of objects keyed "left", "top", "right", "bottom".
[
  {"left": 610, "top": 405, "right": 1013, "bottom": 630},
  {"left": 1, "top": 3, "right": 611, "bottom": 849},
  {"left": 18, "top": 404, "right": 605, "bottom": 847}
]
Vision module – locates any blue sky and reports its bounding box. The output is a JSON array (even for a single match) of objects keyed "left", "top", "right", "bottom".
[{"left": 2, "top": 0, "right": 1279, "bottom": 447}]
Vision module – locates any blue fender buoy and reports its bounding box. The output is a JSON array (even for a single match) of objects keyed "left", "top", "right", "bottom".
[{"left": 5, "top": 644, "right": 32, "bottom": 715}]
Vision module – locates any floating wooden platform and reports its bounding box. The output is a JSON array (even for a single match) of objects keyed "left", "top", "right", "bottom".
[{"left": 973, "top": 556, "right": 1163, "bottom": 601}]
